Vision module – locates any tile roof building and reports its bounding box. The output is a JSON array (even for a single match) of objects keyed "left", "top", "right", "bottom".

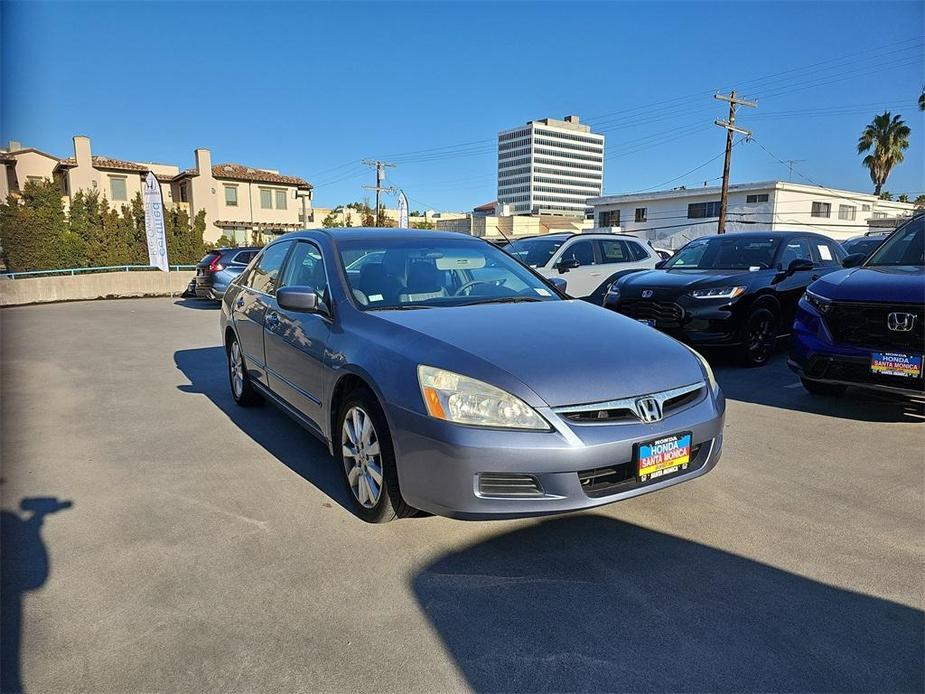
[{"left": 0, "top": 136, "right": 314, "bottom": 243}]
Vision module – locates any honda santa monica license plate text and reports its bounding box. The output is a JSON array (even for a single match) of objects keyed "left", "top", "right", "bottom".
[
  {"left": 870, "top": 352, "right": 923, "bottom": 378},
  {"left": 636, "top": 431, "right": 692, "bottom": 482}
]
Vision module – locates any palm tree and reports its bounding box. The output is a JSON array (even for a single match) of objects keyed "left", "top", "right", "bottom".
[{"left": 857, "top": 112, "right": 911, "bottom": 196}]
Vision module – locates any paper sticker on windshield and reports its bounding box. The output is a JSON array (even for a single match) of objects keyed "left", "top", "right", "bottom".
[
  {"left": 817, "top": 245, "right": 832, "bottom": 261},
  {"left": 534, "top": 287, "right": 551, "bottom": 296},
  {"left": 748, "top": 266, "right": 761, "bottom": 272},
  {"left": 368, "top": 294, "right": 383, "bottom": 302}
]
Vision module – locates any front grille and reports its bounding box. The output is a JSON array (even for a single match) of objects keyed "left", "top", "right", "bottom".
[
  {"left": 555, "top": 383, "right": 706, "bottom": 424},
  {"left": 808, "top": 356, "right": 924, "bottom": 392},
  {"left": 477, "top": 473, "right": 544, "bottom": 498},
  {"left": 578, "top": 443, "right": 704, "bottom": 498},
  {"left": 824, "top": 301, "right": 924, "bottom": 351},
  {"left": 619, "top": 299, "right": 683, "bottom": 322}
]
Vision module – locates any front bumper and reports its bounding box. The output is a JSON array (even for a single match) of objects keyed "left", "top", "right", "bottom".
[
  {"left": 604, "top": 295, "right": 744, "bottom": 347},
  {"left": 790, "top": 303, "right": 925, "bottom": 397},
  {"left": 386, "top": 387, "right": 725, "bottom": 519}
]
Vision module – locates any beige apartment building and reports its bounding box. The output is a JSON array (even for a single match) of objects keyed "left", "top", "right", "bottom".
[{"left": 0, "top": 136, "right": 313, "bottom": 244}]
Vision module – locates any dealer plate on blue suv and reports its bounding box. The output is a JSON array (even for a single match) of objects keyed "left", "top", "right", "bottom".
[
  {"left": 871, "top": 352, "right": 923, "bottom": 378},
  {"left": 636, "top": 432, "right": 692, "bottom": 482}
]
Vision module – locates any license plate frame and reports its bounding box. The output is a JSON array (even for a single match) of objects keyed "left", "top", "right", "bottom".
[
  {"left": 870, "top": 352, "right": 923, "bottom": 378},
  {"left": 635, "top": 431, "right": 692, "bottom": 483},
  {"left": 637, "top": 318, "right": 657, "bottom": 328}
]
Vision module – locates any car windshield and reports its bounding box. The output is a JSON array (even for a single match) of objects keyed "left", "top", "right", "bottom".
[
  {"left": 338, "top": 238, "right": 560, "bottom": 310},
  {"left": 664, "top": 236, "right": 780, "bottom": 270},
  {"left": 865, "top": 217, "right": 924, "bottom": 266},
  {"left": 505, "top": 238, "right": 566, "bottom": 267}
]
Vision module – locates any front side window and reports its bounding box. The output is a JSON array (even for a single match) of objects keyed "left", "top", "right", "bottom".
[
  {"left": 866, "top": 216, "right": 924, "bottom": 267},
  {"left": 811, "top": 201, "right": 831, "bottom": 218},
  {"left": 560, "top": 240, "right": 594, "bottom": 266},
  {"left": 338, "top": 238, "right": 560, "bottom": 310},
  {"left": 110, "top": 176, "right": 127, "bottom": 201},
  {"left": 688, "top": 201, "right": 721, "bottom": 219},
  {"left": 224, "top": 185, "right": 238, "bottom": 207},
  {"left": 778, "top": 238, "right": 814, "bottom": 267},
  {"left": 260, "top": 189, "right": 273, "bottom": 209},
  {"left": 279, "top": 241, "right": 327, "bottom": 302},
  {"left": 665, "top": 236, "right": 781, "bottom": 270},
  {"left": 598, "top": 239, "right": 631, "bottom": 264},
  {"left": 505, "top": 238, "right": 566, "bottom": 267},
  {"left": 275, "top": 190, "right": 287, "bottom": 210},
  {"left": 247, "top": 241, "right": 292, "bottom": 294}
]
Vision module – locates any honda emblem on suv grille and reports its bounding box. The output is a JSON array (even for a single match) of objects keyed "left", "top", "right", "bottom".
[
  {"left": 641, "top": 290, "right": 654, "bottom": 298},
  {"left": 636, "top": 397, "right": 662, "bottom": 423},
  {"left": 887, "top": 312, "right": 916, "bottom": 332}
]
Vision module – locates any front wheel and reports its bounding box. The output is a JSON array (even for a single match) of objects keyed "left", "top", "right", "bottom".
[
  {"left": 800, "top": 377, "right": 847, "bottom": 397},
  {"left": 337, "top": 388, "right": 415, "bottom": 523},
  {"left": 738, "top": 307, "right": 778, "bottom": 367}
]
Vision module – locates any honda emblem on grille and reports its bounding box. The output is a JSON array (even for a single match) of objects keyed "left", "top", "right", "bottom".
[
  {"left": 641, "top": 289, "right": 654, "bottom": 298},
  {"left": 636, "top": 397, "right": 662, "bottom": 423},
  {"left": 887, "top": 312, "right": 916, "bottom": 332}
]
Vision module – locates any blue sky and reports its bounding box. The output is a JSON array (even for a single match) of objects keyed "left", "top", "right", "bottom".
[{"left": 3, "top": 1, "right": 923, "bottom": 211}]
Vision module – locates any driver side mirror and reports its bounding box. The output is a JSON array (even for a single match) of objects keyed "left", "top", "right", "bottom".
[
  {"left": 548, "top": 276, "right": 567, "bottom": 294},
  {"left": 786, "top": 258, "right": 814, "bottom": 274},
  {"left": 277, "top": 286, "right": 328, "bottom": 316},
  {"left": 557, "top": 257, "right": 580, "bottom": 274},
  {"left": 842, "top": 253, "right": 866, "bottom": 268},
  {"left": 655, "top": 259, "right": 667, "bottom": 269}
]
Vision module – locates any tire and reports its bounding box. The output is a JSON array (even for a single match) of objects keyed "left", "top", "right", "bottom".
[
  {"left": 800, "top": 377, "right": 847, "bottom": 397},
  {"left": 337, "top": 387, "right": 414, "bottom": 523},
  {"left": 227, "top": 335, "right": 262, "bottom": 406},
  {"left": 738, "top": 307, "right": 778, "bottom": 367}
]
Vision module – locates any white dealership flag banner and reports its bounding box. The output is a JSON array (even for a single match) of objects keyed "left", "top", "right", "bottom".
[
  {"left": 398, "top": 190, "right": 409, "bottom": 228},
  {"left": 143, "top": 172, "right": 169, "bottom": 272}
]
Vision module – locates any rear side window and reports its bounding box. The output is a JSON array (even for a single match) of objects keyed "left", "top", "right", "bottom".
[
  {"left": 628, "top": 241, "right": 651, "bottom": 262},
  {"left": 231, "top": 250, "right": 257, "bottom": 265},
  {"left": 812, "top": 241, "right": 842, "bottom": 267},
  {"left": 598, "top": 239, "right": 631, "bottom": 264},
  {"left": 247, "top": 242, "right": 292, "bottom": 295}
]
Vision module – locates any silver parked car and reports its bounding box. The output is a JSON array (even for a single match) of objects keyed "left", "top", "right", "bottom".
[{"left": 220, "top": 229, "right": 725, "bottom": 522}]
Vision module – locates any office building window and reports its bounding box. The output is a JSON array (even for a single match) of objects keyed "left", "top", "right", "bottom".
[
  {"left": 598, "top": 210, "right": 620, "bottom": 227},
  {"left": 275, "top": 190, "right": 287, "bottom": 210},
  {"left": 110, "top": 176, "right": 127, "bottom": 201},
  {"left": 838, "top": 205, "right": 856, "bottom": 221},
  {"left": 224, "top": 185, "right": 238, "bottom": 207},
  {"left": 635, "top": 207, "right": 647, "bottom": 222},
  {"left": 811, "top": 201, "right": 831, "bottom": 218},
  {"left": 746, "top": 193, "right": 769, "bottom": 204},
  {"left": 688, "top": 201, "right": 721, "bottom": 219},
  {"left": 260, "top": 188, "right": 273, "bottom": 209}
]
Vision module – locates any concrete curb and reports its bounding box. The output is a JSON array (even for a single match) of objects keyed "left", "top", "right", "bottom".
[{"left": 0, "top": 270, "right": 196, "bottom": 307}]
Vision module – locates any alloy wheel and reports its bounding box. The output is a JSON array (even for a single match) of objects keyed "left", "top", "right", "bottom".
[
  {"left": 341, "top": 406, "right": 383, "bottom": 508},
  {"left": 747, "top": 314, "right": 775, "bottom": 363},
  {"left": 230, "top": 341, "right": 244, "bottom": 398}
]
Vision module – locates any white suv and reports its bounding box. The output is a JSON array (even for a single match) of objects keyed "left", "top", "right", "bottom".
[{"left": 505, "top": 233, "right": 658, "bottom": 301}]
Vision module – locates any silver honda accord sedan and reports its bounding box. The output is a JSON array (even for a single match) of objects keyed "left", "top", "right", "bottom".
[{"left": 220, "top": 228, "right": 725, "bottom": 522}]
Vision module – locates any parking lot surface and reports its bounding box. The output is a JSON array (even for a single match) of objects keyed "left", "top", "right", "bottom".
[{"left": 2, "top": 297, "right": 923, "bottom": 693}]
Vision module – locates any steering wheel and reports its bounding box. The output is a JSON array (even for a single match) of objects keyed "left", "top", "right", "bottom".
[{"left": 454, "top": 278, "right": 507, "bottom": 296}]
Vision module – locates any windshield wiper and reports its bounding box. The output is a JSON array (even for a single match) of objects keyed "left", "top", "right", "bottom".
[
  {"left": 457, "top": 296, "right": 544, "bottom": 306},
  {"left": 368, "top": 304, "right": 440, "bottom": 311}
]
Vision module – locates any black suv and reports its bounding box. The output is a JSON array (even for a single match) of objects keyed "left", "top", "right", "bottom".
[{"left": 603, "top": 231, "right": 848, "bottom": 366}]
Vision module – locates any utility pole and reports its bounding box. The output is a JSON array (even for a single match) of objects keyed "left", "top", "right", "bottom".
[
  {"left": 714, "top": 91, "right": 757, "bottom": 233},
  {"left": 783, "top": 159, "right": 807, "bottom": 182},
  {"left": 361, "top": 159, "right": 396, "bottom": 227}
]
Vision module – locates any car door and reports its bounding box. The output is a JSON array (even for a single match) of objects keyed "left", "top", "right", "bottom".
[
  {"left": 550, "top": 238, "right": 598, "bottom": 298},
  {"left": 263, "top": 240, "right": 332, "bottom": 429},
  {"left": 774, "top": 237, "right": 817, "bottom": 326},
  {"left": 231, "top": 240, "right": 294, "bottom": 386}
]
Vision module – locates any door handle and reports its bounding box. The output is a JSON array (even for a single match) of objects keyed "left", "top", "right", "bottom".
[
  {"left": 265, "top": 311, "right": 280, "bottom": 329},
  {"left": 235, "top": 296, "right": 245, "bottom": 309}
]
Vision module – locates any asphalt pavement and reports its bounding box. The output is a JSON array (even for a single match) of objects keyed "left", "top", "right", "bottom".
[{"left": 1, "top": 298, "right": 922, "bottom": 693}]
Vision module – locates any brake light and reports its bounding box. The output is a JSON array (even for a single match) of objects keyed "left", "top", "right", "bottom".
[{"left": 208, "top": 256, "right": 224, "bottom": 272}]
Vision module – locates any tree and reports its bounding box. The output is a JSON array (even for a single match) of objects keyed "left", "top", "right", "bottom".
[
  {"left": 914, "top": 194, "right": 925, "bottom": 209},
  {"left": 898, "top": 193, "right": 910, "bottom": 203},
  {"left": 412, "top": 221, "right": 435, "bottom": 229},
  {"left": 322, "top": 209, "right": 344, "bottom": 228},
  {"left": 857, "top": 111, "right": 911, "bottom": 196},
  {"left": 0, "top": 179, "right": 70, "bottom": 272},
  {"left": 879, "top": 191, "right": 893, "bottom": 201}
]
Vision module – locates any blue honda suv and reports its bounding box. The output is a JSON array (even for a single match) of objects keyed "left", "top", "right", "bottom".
[{"left": 790, "top": 213, "right": 924, "bottom": 397}]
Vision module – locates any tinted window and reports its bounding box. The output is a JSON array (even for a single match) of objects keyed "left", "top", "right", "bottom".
[
  {"left": 778, "top": 238, "right": 814, "bottom": 267},
  {"left": 628, "top": 241, "right": 651, "bottom": 262},
  {"left": 231, "top": 250, "right": 257, "bottom": 264},
  {"left": 279, "top": 242, "right": 328, "bottom": 302},
  {"left": 247, "top": 241, "right": 292, "bottom": 294},
  {"left": 598, "top": 239, "right": 631, "bottom": 264},
  {"left": 560, "top": 240, "right": 594, "bottom": 266},
  {"left": 844, "top": 238, "right": 885, "bottom": 257},
  {"left": 505, "top": 238, "right": 566, "bottom": 267},
  {"left": 812, "top": 241, "right": 842, "bottom": 267},
  {"left": 866, "top": 217, "right": 924, "bottom": 266}
]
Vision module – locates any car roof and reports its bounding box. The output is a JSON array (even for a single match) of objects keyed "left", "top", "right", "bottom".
[
  {"left": 277, "top": 227, "right": 480, "bottom": 244},
  {"left": 691, "top": 230, "right": 835, "bottom": 241}
]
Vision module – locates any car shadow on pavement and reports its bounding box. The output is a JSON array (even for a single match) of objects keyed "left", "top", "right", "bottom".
[
  {"left": 706, "top": 349, "right": 924, "bottom": 423},
  {"left": 412, "top": 514, "right": 923, "bottom": 693},
  {"left": 173, "top": 347, "right": 354, "bottom": 513},
  {"left": 173, "top": 299, "right": 219, "bottom": 311},
  {"left": 1, "top": 496, "right": 73, "bottom": 694}
]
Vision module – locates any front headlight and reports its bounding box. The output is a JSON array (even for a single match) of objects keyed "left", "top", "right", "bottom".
[
  {"left": 606, "top": 284, "right": 620, "bottom": 299},
  {"left": 417, "top": 365, "right": 550, "bottom": 430},
  {"left": 690, "top": 286, "right": 747, "bottom": 299},
  {"left": 685, "top": 346, "right": 719, "bottom": 395},
  {"left": 803, "top": 289, "right": 832, "bottom": 315}
]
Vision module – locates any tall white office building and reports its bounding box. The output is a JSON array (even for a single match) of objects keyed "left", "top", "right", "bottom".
[{"left": 497, "top": 115, "right": 604, "bottom": 217}]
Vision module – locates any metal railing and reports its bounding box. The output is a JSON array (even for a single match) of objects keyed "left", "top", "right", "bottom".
[{"left": 1, "top": 264, "right": 197, "bottom": 280}]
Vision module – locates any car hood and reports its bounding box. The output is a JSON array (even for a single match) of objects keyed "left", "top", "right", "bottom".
[
  {"left": 372, "top": 300, "right": 705, "bottom": 407},
  {"left": 618, "top": 268, "right": 767, "bottom": 297},
  {"left": 809, "top": 265, "right": 925, "bottom": 303}
]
